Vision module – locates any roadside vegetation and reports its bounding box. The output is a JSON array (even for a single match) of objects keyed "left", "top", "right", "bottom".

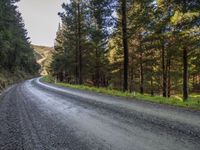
[
  {"left": 49, "top": 0, "right": 200, "bottom": 103},
  {"left": 0, "top": 0, "right": 39, "bottom": 91},
  {"left": 43, "top": 76, "right": 200, "bottom": 110},
  {"left": 0, "top": 70, "right": 32, "bottom": 91}
]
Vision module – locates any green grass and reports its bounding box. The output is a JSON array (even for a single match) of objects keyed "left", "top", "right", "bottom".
[{"left": 42, "top": 76, "right": 200, "bottom": 111}]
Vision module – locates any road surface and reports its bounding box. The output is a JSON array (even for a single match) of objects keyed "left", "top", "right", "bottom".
[{"left": 0, "top": 78, "right": 200, "bottom": 150}]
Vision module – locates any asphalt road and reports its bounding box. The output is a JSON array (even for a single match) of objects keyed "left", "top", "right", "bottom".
[{"left": 0, "top": 78, "right": 200, "bottom": 150}]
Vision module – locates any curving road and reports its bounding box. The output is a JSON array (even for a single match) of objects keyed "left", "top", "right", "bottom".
[{"left": 0, "top": 78, "right": 200, "bottom": 150}]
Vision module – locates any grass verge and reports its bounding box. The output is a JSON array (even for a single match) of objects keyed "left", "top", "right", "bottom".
[{"left": 42, "top": 76, "right": 200, "bottom": 111}]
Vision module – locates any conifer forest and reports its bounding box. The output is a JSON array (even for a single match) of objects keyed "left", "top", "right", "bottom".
[{"left": 51, "top": 0, "right": 200, "bottom": 101}]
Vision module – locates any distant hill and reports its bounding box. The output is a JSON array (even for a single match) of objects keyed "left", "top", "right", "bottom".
[{"left": 32, "top": 45, "right": 54, "bottom": 75}]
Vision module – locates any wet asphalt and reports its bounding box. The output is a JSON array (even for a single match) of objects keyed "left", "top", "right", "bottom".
[{"left": 0, "top": 78, "right": 200, "bottom": 150}]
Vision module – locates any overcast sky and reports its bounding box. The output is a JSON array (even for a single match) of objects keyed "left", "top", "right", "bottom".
[{"left": 18, "top": 0, "right": 68, "bottom": 47}]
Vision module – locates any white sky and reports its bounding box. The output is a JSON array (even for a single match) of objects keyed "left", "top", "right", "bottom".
[{"left": 18, "top": 0, "right": 68, "bottom": 47}]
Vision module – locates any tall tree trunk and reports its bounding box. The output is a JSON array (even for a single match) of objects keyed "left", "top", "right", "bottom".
[
  {"left": 75, "top": 32, "right": 79, "bottom": 84},
  {"left": 183, "top": 49, "right": 189, "bottom": 101},
  {"left": 182, "top": 0, "right": 189, "bottom": 101},
  {"left": 75, "top": 6, "right": 78, "bottom": 84},
  {"left": 167, "top": 58, "right": 171, "bottom": 97},
  {"left": 95, "top": 47, "right": 100, "bottom": 87},
  {"left": 77, "top": 0, "right": 82, "bottom": 85},
  {"left": 140, "top": 52, "right": 144, "bottom": 94},
  {"left": 129, "top": 65, "right": 134, "bottom": 92},
  {"left": 59, "top": 72, "right": 64, "bottom": 82},
  {"left": 162, "top": 44, "right": 167, "bottom": 97},
  {"left": 119, "top": 65, "right": 122, "bottom": 90},
  {"left": 150, "top": 75, "right": 154, "bottom": 96},
  {"left": 121, "top": 0, "right": 129, "bottom": 91}
]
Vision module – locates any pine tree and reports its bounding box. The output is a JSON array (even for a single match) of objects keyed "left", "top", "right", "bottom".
[
  {"left": 171, "top": 0, "right": 200, "bottom": 100},
  {"left": 121, "top": 0, "right": 129, "bottom": 91},
  {"left": 0, "top": 0, "right": 39, "bottom": 77},
  {"left": 87, "top": 0, "right": 114, "bottom": 87}
]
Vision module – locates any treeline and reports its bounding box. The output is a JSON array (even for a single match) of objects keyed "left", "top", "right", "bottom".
[
  {"left": 51, "top": 0, "right": 200, "bottom": 100},
  {"left": 0, "top": 0, "right": 39, "bottom": 84}
]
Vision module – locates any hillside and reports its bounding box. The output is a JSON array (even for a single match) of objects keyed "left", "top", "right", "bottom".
[{"left": 32, "top": 45, "right": 54, "bottom": 75}]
